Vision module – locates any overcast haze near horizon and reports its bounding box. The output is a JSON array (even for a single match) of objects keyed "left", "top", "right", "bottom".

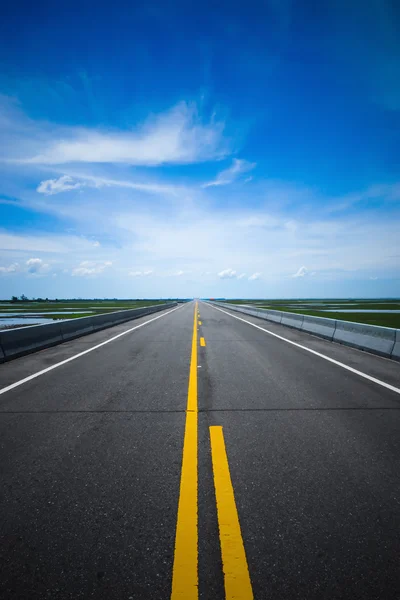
[{"left": 0, "top": 0, "right": 399, "bottom": 300}]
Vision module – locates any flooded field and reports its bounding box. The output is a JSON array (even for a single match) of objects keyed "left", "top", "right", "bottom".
[
  {"left": 0, "top": 300, "right": 167, "bottom": 331},
  {"left": 225, "top": 299, "right": 400, "bottom": 328}
]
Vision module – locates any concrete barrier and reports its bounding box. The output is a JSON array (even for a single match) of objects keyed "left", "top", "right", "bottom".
[
  {"left": 301, "top": 315, "right": 336, "bottom": 341},
  {"left": 60, "top": 316, "right": 95, "bottom": 341},
  {"left": 0, "top": 303, "right": 177, "bottom": 362},
  {"left": 332, "top": 321, "right": 396, "bottom": 358},
  {"left": 242, "top": 307, "right": 259, "bottom": 317},
  {"left": 264, "top": 310, "right": 283, "bottom": 323},
  {"left": 391, "top": 330, "right": 400, "bottom": 361},
  {"left": 90, "top": 311, "right": 129, "bottom": 332},
  {"left": 209, "top": 301, "right": 398, "bottom": 360},
  {"left": 0, "top": 322, "right": 63, "bottom": 360},
  {"left": 281, "top": 312, "right": 304, "bottom": 329}
]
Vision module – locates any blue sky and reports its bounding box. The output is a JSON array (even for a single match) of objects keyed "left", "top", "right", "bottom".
[{"left": 0, "top": 0, "right": 399, "bottom": 299}]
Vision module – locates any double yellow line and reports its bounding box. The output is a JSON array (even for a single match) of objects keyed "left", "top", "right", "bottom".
[
  {"left": 170, "top": 303, "right": 199, "bottom": 598},
  {"left": 171, "top": 303, "right": 253, "bottom": 599}
]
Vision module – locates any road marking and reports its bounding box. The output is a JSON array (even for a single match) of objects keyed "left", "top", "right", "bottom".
[
  {"left": 200, "top": 337, "right": 206, "bottom": 347},
  {"left": 171, "top": 302, "right": 198, "bottom": 599},
  {"left": 210, "top": 426, "right": 253, "bottom": 600},
  {"left": 208, "top": 304, "right": 400, "bottom": 396},
  {"left": 198, "top": 321, "right": 202, "bottom": 325},
  {"left": 0, "top": 305, "right": 184, "bottom": 397}
]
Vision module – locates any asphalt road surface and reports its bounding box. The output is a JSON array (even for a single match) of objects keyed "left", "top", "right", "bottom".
[{"left": 0, "top": 301, "right": 399, "bottom": 599}]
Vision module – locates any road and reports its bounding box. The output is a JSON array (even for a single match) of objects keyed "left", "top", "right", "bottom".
[{"left": 0, "top": 301, "right": 399, "bottom": 599}]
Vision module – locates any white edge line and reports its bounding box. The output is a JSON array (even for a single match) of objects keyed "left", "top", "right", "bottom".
[
  {"left": 207, "top": 303, "right": 400, "bottom": 396},
  {"left": 0, "top": 305, "right": 183, "bottom": 396}
]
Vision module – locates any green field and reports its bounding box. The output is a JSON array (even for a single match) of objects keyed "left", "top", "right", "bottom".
[{"left": 223, "top": 299, "right": 400, "bottom": 329}]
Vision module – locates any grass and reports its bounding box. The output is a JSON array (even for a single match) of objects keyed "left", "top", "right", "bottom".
[{"left": 222, "top": 299, "right": 400, "bottom": 328}]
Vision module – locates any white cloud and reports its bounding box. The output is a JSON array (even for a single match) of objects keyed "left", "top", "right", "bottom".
[
  {"left": 72, "top": 260, "right": 112, "bottom": 277},
  {"left": 92, "top": 241, "right": 101, "bottom": 247},
  {"left": 237, "top": 273, "right": 246, "bottom": 279},
  {"left": 292, "top": 266, "right": 308, "bottom": 278},
  {"left": 37, "top": 175, "right": 83, "bottom": 196},
  {"left": 26, "top": 257, "right": 50, "bottom": 275},
  {"left": 248, "top": 272, "right": 261, "bottom": 280},
  {"left": 202, "top": 159, "right": 256, "bottom": 188},
  {"left": 218, "top": 268, "right": 237, "bottom": 279},
  {"left": 129, "top": 269, "right": 153, "bottom": 277},
  {"left": 0, "top": 262, "right": 20, "bottom": 274},
  {"left": 15, "top": 102, "right": 228, "bottom": 166}
]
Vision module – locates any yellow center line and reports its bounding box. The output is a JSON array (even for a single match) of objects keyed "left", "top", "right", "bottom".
[
  {"left": 200, "top": 337, "right": 206, "bottom": 347},
  {"left": 171, "top": 302, "right": 198, "bottom": 599},
  {"left": 210, "top": 426, "right": 253, "bottom": 600}
]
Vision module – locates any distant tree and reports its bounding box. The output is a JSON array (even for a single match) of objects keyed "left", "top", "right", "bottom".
[
  {"left": 11, "top": 295, "right": 18, "bottom": 303},
  {"left": 20, "top": 294, "right": 28, "bottom": 301}
]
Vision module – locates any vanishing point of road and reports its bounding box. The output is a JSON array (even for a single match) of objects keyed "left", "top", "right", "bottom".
[{"left": 0, "top": 301, "right": 399, "bottom": 599}]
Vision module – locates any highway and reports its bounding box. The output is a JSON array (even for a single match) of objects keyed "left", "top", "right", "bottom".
[{"left": 0, "top": 300, "right": 399, "bottom": 599}]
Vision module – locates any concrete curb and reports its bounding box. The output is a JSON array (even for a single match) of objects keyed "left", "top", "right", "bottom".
[
  {"left": 209, "top": 302, "right": 398, "bottom": 361},
  {"left": 0, "top": 303, "right": 176, "bottom": 362}
]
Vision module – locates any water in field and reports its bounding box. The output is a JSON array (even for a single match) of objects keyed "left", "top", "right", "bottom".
[
  {"left": 320, "top": 309, "right": 400, "bottom": 313},
  {"left": 0, "top": 311, "right": 93, "bottom": 317},
  {"left": 0, "top": 310, "right": 93, "bottom": 331},
  {"left": 0, "top": 318, "right": 54, "bottom": 330}
]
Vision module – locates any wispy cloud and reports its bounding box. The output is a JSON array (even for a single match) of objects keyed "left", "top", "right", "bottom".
[
  {"left": 129, "top": 270, "right": 153, "bottom": 277},
  {"left": 36, "top": 172, "right": 179, "bottom": 197},
  {"left": 202, "top": 158, "right": 256, "bottom": 188},
  {"left": 1, "top": 168, "right": 399, "bottom": 297},
  {"left": 7, "top": 101, "right": 229, "bottom": 167},
  {"left": 72, "top": 260, "right": 112, "bottom": 277}
]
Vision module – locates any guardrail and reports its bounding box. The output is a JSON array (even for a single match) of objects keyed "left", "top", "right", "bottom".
[
  {"left": 209, "top": 302, "right": 400, "bottom": 361},
  {"left": 0, "top": 303, "right": 177, "bottom": 363}
]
